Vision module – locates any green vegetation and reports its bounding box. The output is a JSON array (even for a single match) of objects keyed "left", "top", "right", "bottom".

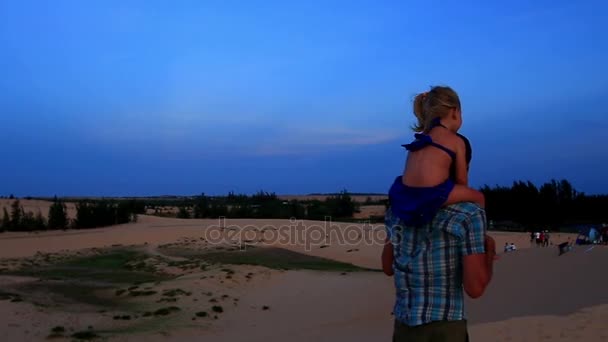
[
  {"left": 176, "top": 206, "right": 190, "bottom": 219},
  {"left": 481, "top": 179, "right": 608, "bottom": 230},
  {"left": 156, "top": 190, "right": 360, "bottom": 220},
  {"left": 0, "top": 199, "right": 47, "bottom": 232},
  {"left": 1, "top": 197, "right": 142, "bottom": 232},
  {"left": 48, "top": 196, "right": 68, "bottom": 229},
  {"left": 28, "top": 282, "right": 115, "bottom": 307},
  {"left": 51, "top": 326, "right": 66, "bottom": 334},
  {"left": 153, "top": 306, "right": 181, "bottom": 316},
  {"left": 162, "top": 289, "right": 191, "bottom": 297},
  {"left": 128, "top": 290, "right": 157, "bottom": 297},
  {"left": 182, "top": 246, "right": 376, "bottom": 272},
  {"left": 10, "top": 249, "right": 169, "bottom": 284},
  {"left": 73, "top": 199, "right": 141, "bottom": 229},
  {"left": 71, "top": 330, "right": 99, "bottom": 340},
  {"left": 1, "top": 207, "right": 9, "bottom": 231}
]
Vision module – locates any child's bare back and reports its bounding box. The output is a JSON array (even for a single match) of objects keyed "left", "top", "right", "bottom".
[{"left": 402, "top": 125, "right": 466, "bottom": 187}]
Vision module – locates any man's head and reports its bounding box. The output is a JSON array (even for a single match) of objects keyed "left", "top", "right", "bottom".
[{"left": 458, "top": 133, "right": 472, "bottom": 168}]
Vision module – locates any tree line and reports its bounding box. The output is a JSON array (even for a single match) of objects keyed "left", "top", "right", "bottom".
[
  {"left": 168, "top": 190, "right": 359, "bottom": 221},
  {"left": 480, "top": 179, "right": 608, "bottom": 231},
  {"left": 0, "top": 197, "right": 142, "bottom": 232},
  {"left": 2, "top": 179, "right": 605, "bottom": 232}
]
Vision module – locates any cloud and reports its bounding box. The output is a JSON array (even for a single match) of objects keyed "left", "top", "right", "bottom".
[
  {"left": 252, "top": 125, "right": 402, "bottom": 156},
  {"left": 84, "top": 110, "right": 403, "bottom": 158}
]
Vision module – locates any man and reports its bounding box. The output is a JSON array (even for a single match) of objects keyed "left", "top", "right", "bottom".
[
  {"left": 382, "top": 134, "right": 496, "bottom": 342},
  {"left": 558, "top": 237, "right": 572, "bottom": 256}
]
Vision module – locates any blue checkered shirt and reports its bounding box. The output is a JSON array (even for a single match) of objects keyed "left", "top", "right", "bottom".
[{"left": 385, "top": 202, "right": 487, "bottom": 326}]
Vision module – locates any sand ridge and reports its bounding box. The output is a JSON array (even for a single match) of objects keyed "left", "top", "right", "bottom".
[{"left": 0, "top": 215, "right": 603, "bottom": 341}]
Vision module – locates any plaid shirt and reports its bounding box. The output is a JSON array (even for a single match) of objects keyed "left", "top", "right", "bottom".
[{"left": 385, "top": 202, "right": 487, "bottom": 326}]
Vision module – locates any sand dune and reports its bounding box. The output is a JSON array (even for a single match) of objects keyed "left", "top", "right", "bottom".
[
  {"left": 0, "top": 216, "right": 604, "bottom": 341},
  {"left": 467, "top": 247, "right": 608, "bottom": 324}
]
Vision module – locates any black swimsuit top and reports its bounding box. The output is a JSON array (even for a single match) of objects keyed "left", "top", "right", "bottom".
[{"left": 402, "top": 118, "right": 456, "bottom": 161}]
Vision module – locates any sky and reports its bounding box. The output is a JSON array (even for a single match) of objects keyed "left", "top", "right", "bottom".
[{"left": 0, "top": 0, "right": 607, "bottom": 196}]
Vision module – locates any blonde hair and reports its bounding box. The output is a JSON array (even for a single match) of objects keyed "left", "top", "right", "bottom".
[{"left": 412, "top": 86, "right": 461, "bottom": 132}]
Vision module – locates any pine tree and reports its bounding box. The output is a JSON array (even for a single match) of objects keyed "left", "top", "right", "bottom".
[
  {"left": 177, "top": 206, "right": 190, "bottom": 219},
  {"left": 10, "top": 200, "right": 22, "bottom": 230},
  {"left": 1, "top": 207, "right": 9, "bottom": 231},
  {"left": 48, "top": 196, "right": 68, "bottom": 230},
  {"left": 193, "top": 193, "right": 209, "bottom": 218},
  {"left": 35, "top": 210, "right": 47, "bottom": 230},
  {"left": 19, "top": 211, "right": 35, "bottom": 231}
]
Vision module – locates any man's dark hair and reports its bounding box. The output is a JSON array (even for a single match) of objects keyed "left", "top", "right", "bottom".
[
  {"left": 449, "top": 133, "right": 472, "bottom": 180},
  {"left": 458, "top": 133, "right": 472, "bottom": 166}
]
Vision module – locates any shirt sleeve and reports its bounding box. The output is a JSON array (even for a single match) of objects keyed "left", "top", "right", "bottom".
[
  {"left": 460, "top": 205, "right": 487, "bottom": 256},
  {"left": 384, "top": 207, "right": 397, "bottom": 242}
]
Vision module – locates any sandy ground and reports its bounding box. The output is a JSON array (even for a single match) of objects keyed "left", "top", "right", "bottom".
[{"left": 0, "top": 215, "right": 603, "bottom": 341}]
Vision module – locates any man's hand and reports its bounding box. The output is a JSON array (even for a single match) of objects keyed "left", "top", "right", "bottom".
[
  {"left": 382, "top": 238, "right": 395, "bottom": 276},
  {"left": 485, "top": 235, "right": 499, "bottom": 260}
]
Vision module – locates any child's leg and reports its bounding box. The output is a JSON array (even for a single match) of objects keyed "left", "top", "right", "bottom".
[{"left": 445, "top": 184, "right": 485, "bottom": 208}]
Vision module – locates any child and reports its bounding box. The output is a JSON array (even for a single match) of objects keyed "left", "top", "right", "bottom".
[{"left": 389, "top": 86, "right": 485, "bottom": 226}]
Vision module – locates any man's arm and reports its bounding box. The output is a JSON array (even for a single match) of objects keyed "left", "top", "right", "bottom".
[
  {"left": 382, "top": 237, "right": 394, "bottom": 276},
  {"left": 460, "top": 207, "right": 496, "bottom": 299},
  {"left": 463, "top": 235, "right": 496, "bottom": 298}
]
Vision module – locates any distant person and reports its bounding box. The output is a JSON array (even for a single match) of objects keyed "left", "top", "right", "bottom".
[
  {"left": 389, "top": 86, "right": 485, "bottom": 227},
  {"left": 383, "top": 121, "right": 496, "bottom": 341},
  {"left": 558, "top": 238, "right": 572, "bottom": 256},
  {"left": 530, "top": 231, "right": 535, "bottom": 245},
  {"left": 543, "top": 230, "right": 550, "bottom": 247},
  {"left": 535, "top": 231, "right": 541, "bottom": 247},
  {"left": 504, "top": 242, "right": 510, "bottom": 253},
  {"left": 509, "top": 242, "right": 517, "bottom": 251}
]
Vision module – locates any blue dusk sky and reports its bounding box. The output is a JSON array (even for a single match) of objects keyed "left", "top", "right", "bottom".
[{"left": 1, "top": 0, "right": 607, "bottom": 196}]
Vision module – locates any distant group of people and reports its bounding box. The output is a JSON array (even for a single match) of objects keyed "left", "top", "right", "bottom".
[
  {"left": 503, "top": 242, "right": 517, "bottom": 252},
  {"left": 530, "top": 230, "right": 550, "bottom": 247}
]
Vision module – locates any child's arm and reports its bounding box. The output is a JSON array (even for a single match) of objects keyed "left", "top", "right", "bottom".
[
  {"left": 454, "top": 137, "right": 468, "bottom": 186},
  {"left": 446, "top": 184, "right": 485, "bottom": 208},
  {"left": 446, "top": 136, "right": 485, "bottom": 207}
]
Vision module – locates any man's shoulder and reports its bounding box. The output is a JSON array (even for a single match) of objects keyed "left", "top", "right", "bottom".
[
  {"left": 439, "top": 202, "right": 485, "bottom": 218},
  {"left": 384, "top": 202, "right": 485, "bottom": 233}
]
